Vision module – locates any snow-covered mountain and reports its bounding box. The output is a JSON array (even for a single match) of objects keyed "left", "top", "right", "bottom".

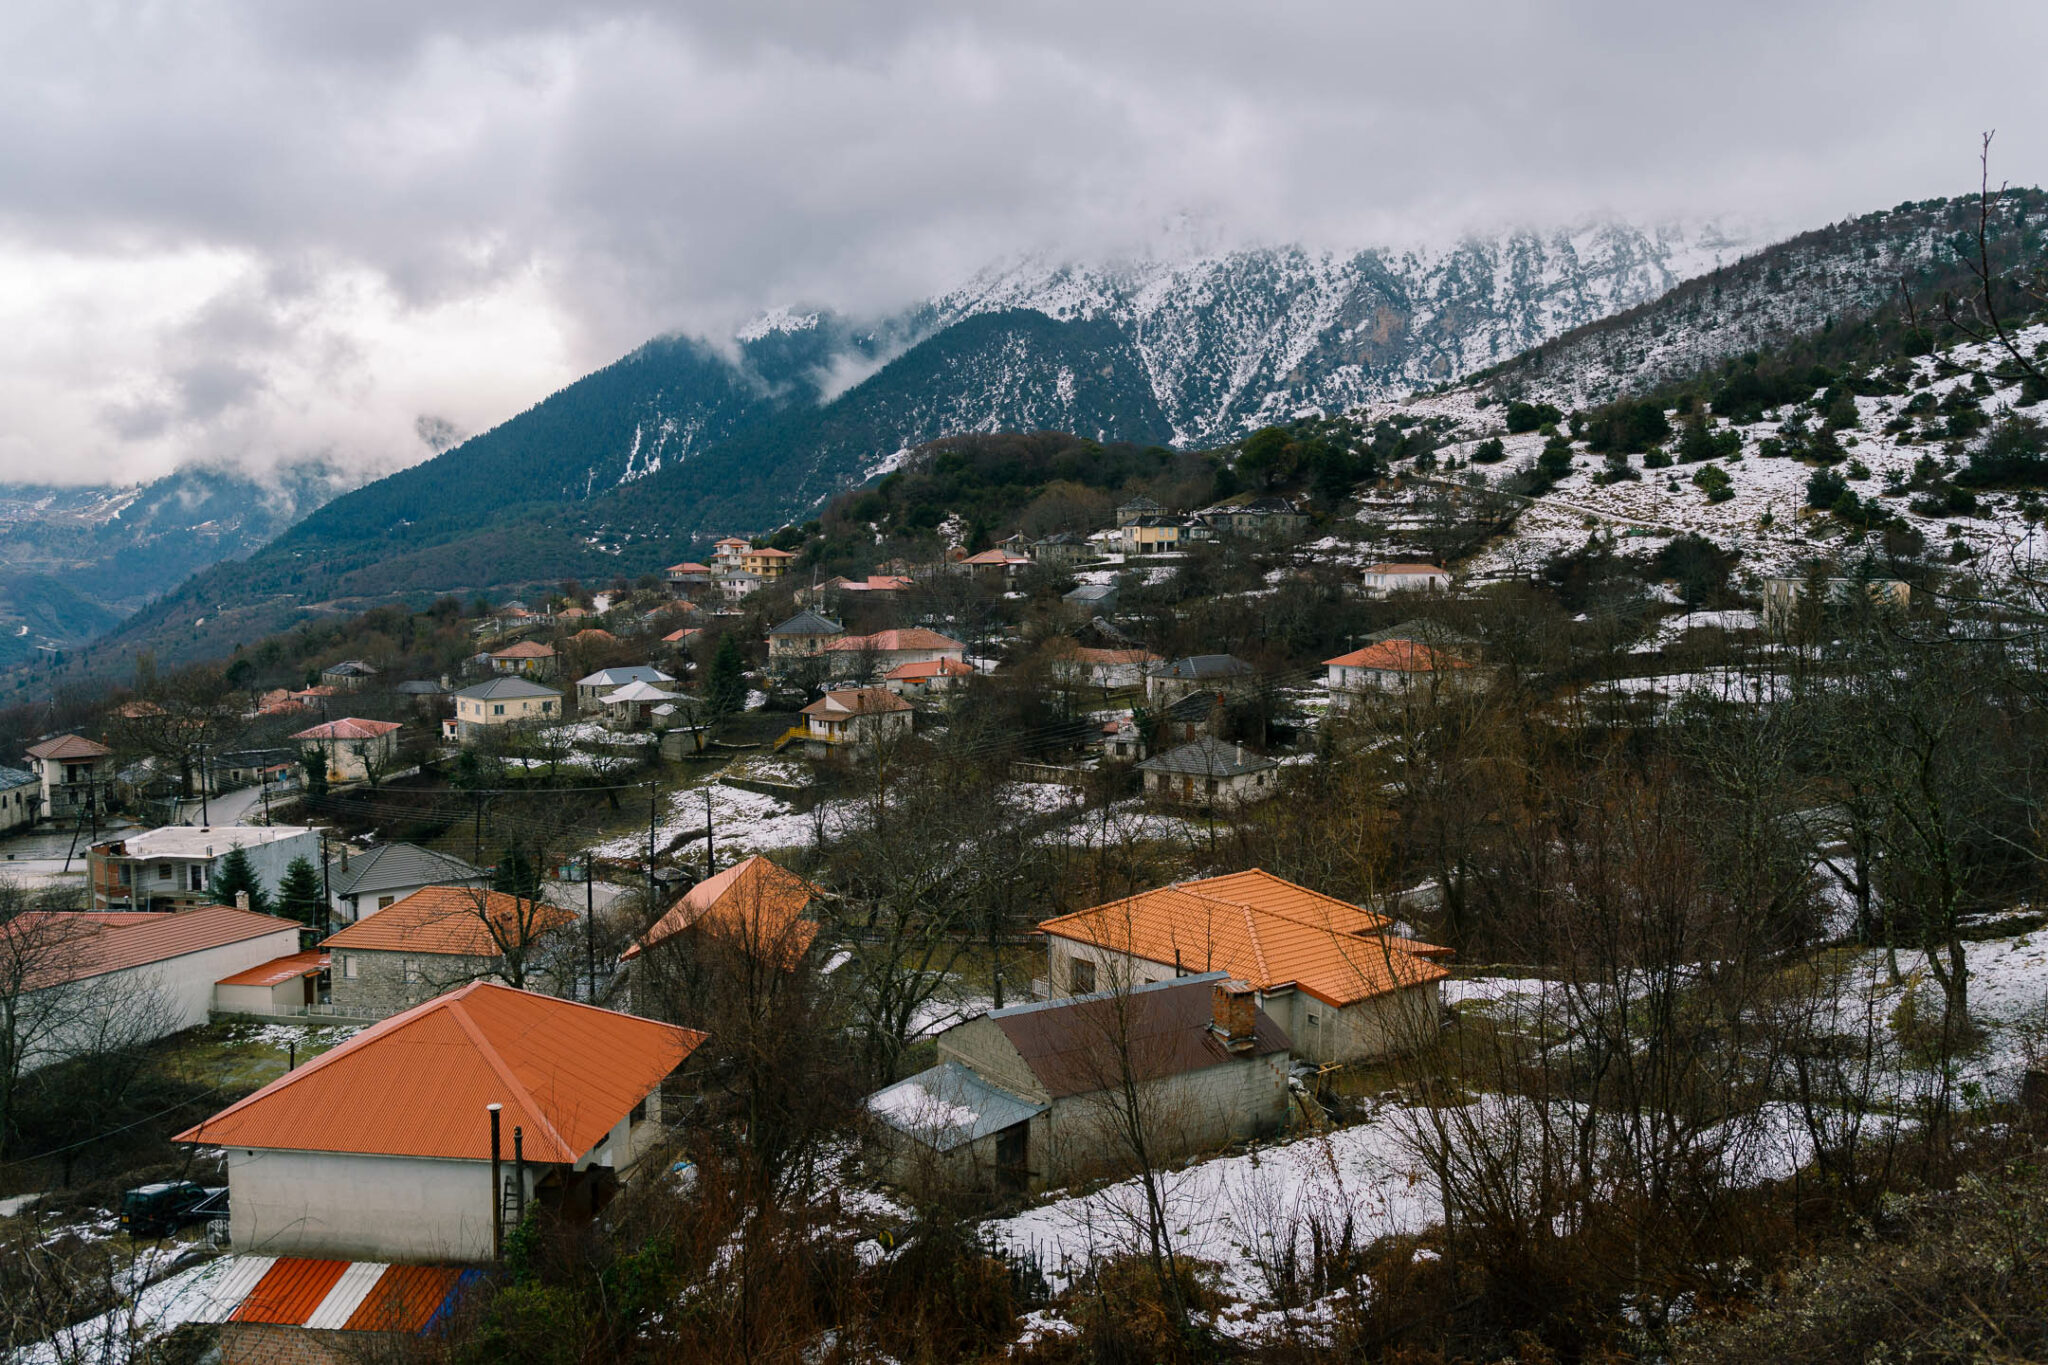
[{"left": 906, "top": 222, "right": 1755, "bottom": 443}]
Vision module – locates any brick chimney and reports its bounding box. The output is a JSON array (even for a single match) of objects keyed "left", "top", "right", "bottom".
[{"left": 1211, "top": 979, "right": 1257, "bottom": 1052}]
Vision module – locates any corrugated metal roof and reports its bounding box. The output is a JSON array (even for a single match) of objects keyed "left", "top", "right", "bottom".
[
  {"left": 233, "top": 1258, "right": 350, "bottom": 1323},
  {"left": 866, "top": 1060, "right": 1045, "bottom": 1152},
  {"left": 625, "top": 855, "right": 819, "bottom": 964},
  {"left": 984, "top": 973, "right": 1289, "bottom": 1099},
  {"left": 1038, "top": 869, "right": 1453, "bottom": 1007},
  {"left": 176, "top": 981, "right": 705, "bottom": 1162},
  {"left": 187, "top": 1256, "right": 279, "bottom": 1323},
  {"left": 330, "top": 843, "right": 486, "bottom": 898},
  {"left": 217, "top": 951, "right": 329, "bottom": 988},
  {"left": 7, "top": 905, "right": 301, "bottom": 991},
  {"left": 321, "top": 886, "right": 574, "bottom": 957},
  {"left": 302, "top": 1261, "right": 389, "bottom": 1329},
  {"left": 346, "top": 1265, "right": 476, "bottom": 1332}
]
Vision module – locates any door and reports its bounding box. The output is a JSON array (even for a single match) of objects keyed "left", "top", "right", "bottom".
[{"left": 994, "top": 1122, "right": 1028, "bottom": 1194}]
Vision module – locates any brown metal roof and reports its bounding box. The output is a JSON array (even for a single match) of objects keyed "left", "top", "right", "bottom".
[
  {"left": 7, "top": 905, "right": 301, "bottom": 991},
  {"left": 987, "top": 974, "right": 1288, "bottom": 1100}
]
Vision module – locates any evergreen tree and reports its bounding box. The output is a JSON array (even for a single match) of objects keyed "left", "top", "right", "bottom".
[
  {"left": 706, "top": 635, "right": 747, "bottom": 717},
  {"left": 299, "top": 748, "right": 328, "bottom": 796},
  {"left": 275, "top": 856, "right": 325, "bottom": 927},
  {"left": 493, "top": 843, "right": 542, "bottom": 900},
  {"left": 209, "top": 846, "right": 270, "bottom": 913},
  {"left": 1678, "top": 412, "right": 1717, "bottom": 464}
]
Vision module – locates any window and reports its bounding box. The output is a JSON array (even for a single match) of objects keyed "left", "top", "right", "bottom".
[
  {"left": 377, "top": 895, "right": 395, "bottom": 910},
  {"left": 493, "top": 704, "right": 505, "bottom": 716},
  {"left": 542, "top": 700, "right": 554, "bottom": 713},
  {"left": 189, "top": 865, "right": 206, "bottom": 891},
  {"left": 343, "top": 955, "right": 359, "bottom": 979},
  {"left": 1070, "top": 958, "right": 1096, "bottom": 993},
  {"left": 403, "top": 960, "right": 421, "bottom": 984},
  {"left": 117, "top": 864, "right": 130, "bottom": 886},
  {"left": 631, "top": 1097, "right": 648, "bottom": 1124},
  {"left": 156, "top": 863, "right": 172, "bottom": 882}
]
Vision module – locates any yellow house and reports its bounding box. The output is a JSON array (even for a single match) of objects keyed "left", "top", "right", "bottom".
[
  {"left": 452, "top": 677, "right": 561, "bottom": 743},
  {"left": 1121, "top": 516, "right": 1184, "bottom": 554},
  {"left": 742, "top": 546, "right": 796, "bottom": 580}
]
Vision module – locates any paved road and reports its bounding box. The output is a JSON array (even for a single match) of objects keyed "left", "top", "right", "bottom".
[{"left": 171, "top": 783, "right": 272, "bottom": 828}]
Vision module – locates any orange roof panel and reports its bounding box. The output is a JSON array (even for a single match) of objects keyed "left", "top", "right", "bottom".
[
  {"left": 217, "top": 951, "right": 329, "bottom": 988},
  {"left": 344, "top": 1265, "right": 470, "bottom": 1332},
  {"left": 177, "top": 981, "right": 706, "bottom": 1162},
  {"left": 625, "top": 855, "right": 819, "bottom": 965},
  {"left": 321, "top": 886, "right": 574, "bottom": 957},
  {"left": 1038, "top": 869, "right": 1452, "bottom": 1007},
  {"left": 1323, "top": 640, "right": 1469, "bottom": 671},
  {"left": 233, "top": 1258, "right": 350, "bottom": 1324}
]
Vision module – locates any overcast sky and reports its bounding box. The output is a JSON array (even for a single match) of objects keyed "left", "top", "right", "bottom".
[{"left": 1, "top": 1, "right": 2043, "bottom": 487}]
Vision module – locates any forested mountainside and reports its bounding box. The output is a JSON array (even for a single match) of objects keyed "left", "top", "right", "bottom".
[
  {"left": 0, "top": 461, "right": 357, "bottom": 668},
  {"left": 56, "top": 198, "right": 2019, "bottom": 674}
]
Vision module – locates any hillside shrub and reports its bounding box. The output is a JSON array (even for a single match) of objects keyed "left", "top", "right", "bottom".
[
  {"left": 1960, "top": 413, "right": 2048, "bottom": 486},
  {"left": 1806, "top": 468, "right": 1848, "bottom": 509},
  {"left": 1691, "top": 465, "right": 1734, "bottom": 503},
  {"left": 1505, "top": 401, "right": 1563, "bottom": 434},
  {"left": 1583, "top": 399, "right": 1672, "bottom": 454},
  {"left": 1472, "top": 437, "right": 1506, "bottom": 463}
]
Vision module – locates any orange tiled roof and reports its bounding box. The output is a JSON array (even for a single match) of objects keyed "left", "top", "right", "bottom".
[
  {"left": 1046, "top": 641, "right": 1163, "bottom": 667},
  {"left": 24, "top": 733, "right": 113, "bottom": 761},
  {"left": 321, "top": 885, "right": 573, "bottom": 957},
  {"left": 217, "top": 951, "right": 330, "bottom": 988},
  {"left": 175, "top": 981, "right": 705, "bottom": 1162},
  {"left": 885, "top": 658, "right": 974, "bottom": 680},
  {"left": 491, "top": 640, "right": 556, "bottom": 659},
  {"left": 1322, "top": 640, "right": 1469, "bottom": 672},
  {"left": 624, "top": 855, "right": 820, "bottom": 964},
  {"left": 1037, "top": 868, "right": 1451, "bottom": 1007},
  {"left": 800, "top": 687, "right": 912, "bottom": 717},
  {"left": 825, "top": 628, "right": 964, "bottom": 653},
  {"left": 6, "top": 905, "right": 301, "bottom": 991},
  {"left": 663, "top": 627, "right": 702, "bottom": 643},
  {"left": 290, "top": 717, "right": 402, "bottom": 741}
]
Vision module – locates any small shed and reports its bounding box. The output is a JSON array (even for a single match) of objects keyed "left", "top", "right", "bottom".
[{"left": 215, "top": 952, "right": 330, "bottom": 1017}]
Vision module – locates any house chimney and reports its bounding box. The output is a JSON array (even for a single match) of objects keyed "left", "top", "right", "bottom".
[
  {"left": 235, "top": 891, "right": 250, "bottom": 911},
  {"left": 1235, "top": 743, "right": 1244, "bottom": 766},
  {"left": 1211, "top": 979, "right": 1258, "bottom": 1052}
]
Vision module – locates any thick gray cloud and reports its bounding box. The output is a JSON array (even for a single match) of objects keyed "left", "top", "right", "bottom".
[{"left": 0, "top": 0, "right": 2042, "bottom": 484}]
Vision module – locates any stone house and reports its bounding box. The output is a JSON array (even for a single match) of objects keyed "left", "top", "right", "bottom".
[
  {"left": 319, "top": 659, "right": 380, "bottom": 691},
  {"left": 1194, "top": 495, "right": 1309, "bottom": 540},
  {"left": 665, "top": 560, "right": 714, "bottom": 599},
  {"left": 1144, "top": 653, "right": 1256, "bottom": 705},
  {"left": 766, "top": 610, "right": 846, "bottom": 669},
  {"left": 321, "top": 886, "right": 576, "bottom": 1015},
  {"left": 1045, "top": 642, "right": 1162, "bottom": 691},
  {"left": 1136, "top": 737, "right": 1280, "bottom": 808},
  {"left": 1114, "top": 495, "right": 1164, "bottom": 526},
  {"left": 883, "top": 658, "right": 974, "bottom": 698},
  {"left": 1037, "top": 868, "right": 1453, "bottom": 1066},
  {"left": 0, "top": 765, "right": 36, "bottom": 835},
  {"left": 574, "top": 665, "right": 674, "bottom": 713},
  {"left": 291, "top": 717, "right": 402, "bottom": 783},
  {"left": 176, "top": 982, "right": 705, "bottom": 1262},
  {"left": 865, "top": 973, "right": 1291, "bottom": 1195}
]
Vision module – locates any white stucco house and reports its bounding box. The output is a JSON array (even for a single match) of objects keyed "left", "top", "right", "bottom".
[
  {"left": 176, "top": 982, "right": 706, "bottom": 1262},
  {"left": 1360, "top": 563, "right": 1451, "bottom": 595}
]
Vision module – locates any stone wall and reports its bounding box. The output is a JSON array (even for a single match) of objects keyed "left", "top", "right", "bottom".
[{"left": 328, "top": 949, "right": 497, "bottom": 1015}]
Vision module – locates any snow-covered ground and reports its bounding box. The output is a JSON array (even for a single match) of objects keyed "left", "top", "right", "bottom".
[{"left": 1391, "top": 326, "right": 2048, "bottom": 583}]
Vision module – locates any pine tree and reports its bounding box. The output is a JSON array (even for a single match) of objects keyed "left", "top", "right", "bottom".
[
  {"left": 493, "top": 843, "right": 541, "bottom": 900},
  {"left": 1678, "top": 412, "right": 1717, "bottom": 464},
  {"left": 209, "top": 846, "right": 270, "bottom": 914},
  {"left": 275, "top": 856, "right": 325, "bottom": 927},
  {"left": 706, "top": 635, "right": 747, "bottom": 717}
]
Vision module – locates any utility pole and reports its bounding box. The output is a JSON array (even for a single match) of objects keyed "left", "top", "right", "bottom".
[
  {"left": 473, "top": 792, "right": 484, "bottom": 866},
  {"left": 585, "top": 851, "right": 596, "bottom": 1003},
  {"left": 647, "top": 782, "right": 658, "bottom": 911},
  {"left": 488, "top": 1104, "right": 504, "bottom": 1263},
  {"left": 704, "top": 787, "right": 714, "bottom": 874},
  {"left": 198, "top": 745, "right": 210, "bottom": 827},
  {"left": 319, "top": 830, "right": 332, "bottom": 936}
]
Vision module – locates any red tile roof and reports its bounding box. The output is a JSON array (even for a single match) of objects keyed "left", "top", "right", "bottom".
[
  {"left": 885, "top": 658, "right": 974, "bottom": 680},
  {"left": 1322, "top": 640, "right": 1470, "bottom": 671},
  {"left": 624, "top": 855, "right": 820, "bottom": 964},
  {"left": 825, "top": 628, "right": 965, "bottom": 654},
  {"left": 6, "top": 905, "right": 301, "bottom": 991},
  {"left": 217, "top": 951, "right": 330, "bottom": 988},
  {"left": 321, "top": 886, "right": 574, "bottom": 957},
  {"left": 290, "top": 717, "right": 403, "bottom": 741},
  {"left": 24, "top": 734, "right": 113, "bottom": 761},
  {"left": 1038, "top": 868, "right": 1451, "bottom": 1007},
  {"left": 491, "top": 640, "right": 556, "bottom": 659},
  {"left": 176, "top": 981, "right": 706, "bottom": 1162},
  {"left": 800, "top": 687, "right": 912, "bottom": 717}
]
